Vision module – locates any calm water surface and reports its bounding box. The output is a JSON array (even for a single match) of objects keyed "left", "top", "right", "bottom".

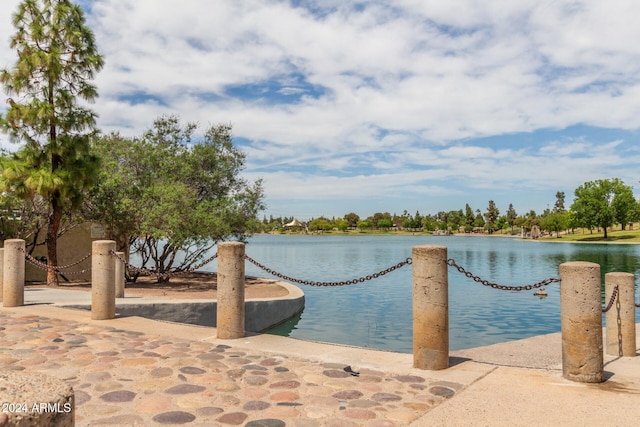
[{"left": 204, "top": 234, "right": 640, "bottom": 352}]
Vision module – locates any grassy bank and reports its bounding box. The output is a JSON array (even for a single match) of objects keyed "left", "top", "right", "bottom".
[
  {"left": 273, "top": 225, "right": 640, "bottom": 243},
  {"left": 540, "top": 229, "right": 640, "bottom": 243}
]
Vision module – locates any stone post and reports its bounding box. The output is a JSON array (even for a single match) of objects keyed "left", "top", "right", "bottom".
[
  {"left": 559, "top": 261, "right": 603, "bottom": 383},
  {"left": 115, "top": 251, "right": 126, "bottom": 298},
  {"left": 413, "top": 245, "right": 449, "bottom": 370},
  {"left": 605, "top": 272, "right": 636, "bottom": 357},
  {"left": 0, "top": 248, "right": 4, "bottom": 303},
  {"left": 3, "top": 239, "right": 25, "bottom": 307},
  {"left": 91, "top": 240, "right": 116, "bottom": 320},
  {"left": 217, "top": 242, "right": 245, "bottom": 339}
]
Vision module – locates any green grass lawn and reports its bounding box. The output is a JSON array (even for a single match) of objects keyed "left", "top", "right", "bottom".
[
  {"left": 278, "top": 224, "right": 640, "bottom": 243},
  {"left": 541, "top": 227, "right": 640, "bottom": 243}
]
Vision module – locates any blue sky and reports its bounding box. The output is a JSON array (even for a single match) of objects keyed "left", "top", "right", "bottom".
[{"left": 2, "top": 0, "right": 640, "bottom": 221}]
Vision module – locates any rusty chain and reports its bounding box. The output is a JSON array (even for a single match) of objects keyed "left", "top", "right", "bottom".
[
  {"left": 602, "top": 285, "right": 618, "bottom": 313},
  {"left": 244, "top": 254, "right": 412, "bottom": 287},
  {"left": 446, "top": 258, "right": 560, "bottom": 291}
]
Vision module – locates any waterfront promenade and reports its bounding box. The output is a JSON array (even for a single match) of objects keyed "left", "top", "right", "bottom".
[{"left": 1, "top": 290, "right": 639, "bottom": 426}]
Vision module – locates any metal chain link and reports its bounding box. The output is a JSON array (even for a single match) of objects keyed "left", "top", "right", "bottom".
[
  {"left": 187, "top": 252, "right": 218, "bottom": 272},
  {"left": 244, "top": 254, "right": 412, "bottom": 287},
  {"left": 110, "top": 250, "right": 218, "bottom": 278},
  {"left": 22, "top": 249, "right": 91, "bottom": 275},
  {"left": 446, "top": 258, "right": 560, "bottom": 291},
  {"left": 602, "top": 285, "right": 618, "bottom": 313}
]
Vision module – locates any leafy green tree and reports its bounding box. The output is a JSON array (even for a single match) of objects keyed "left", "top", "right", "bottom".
[
  {"left": 570, "top": 178, "right": 633, "bottom": 238},
  {"left": 496, "top": 215, "right": 508, "bottom": 232},
  {"left": 377, "top": 218, "right": 393, "bottom": 230},
  {"left": 83, "top": 133, "right": 141, "bottom": 251},
  {"left": 87, "top": 116, "right": 264, "bottom": 281},
  {"left": 371, "top": 212, "right": 392, "bottom": 228},
  {"left": 541, "top": 212, "right": 568, "bottom": 238},
  {"left": 447, "top": 209, "right": 463, "bottom": 231},
  {"left": 473, "top": 209, "right": 485, "bottom": 229},
  {"left": 436, "top": 211, "right": 448, "bottom": 224},
  {"left": 357, "top": 219, "right": 373, "bottom": 230},
  {"left": 343, "top": 212, "right": 360, "bottom": 228},
  {"left": 611, "top": 183, "right": 636, "bottom": 230},
  {"left": 332, "top": 218, "right": 348, "bottom": 232},
  {"left": 308, "top": 217, "right": 332, "bottom": 232},
  {"left": 403, "top": 216, "right": 422, "bottom": 230},
  {"left": 0, "top": 0, "right": 104, "bottom": 285},
  {"left": 422, "top": 215, "right": 437, "bottom": 232}
]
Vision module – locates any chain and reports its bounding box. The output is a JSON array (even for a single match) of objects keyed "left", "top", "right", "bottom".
[
  {"left": 244, "top": 254, "right": 412, "bottom": 287},
  {"left": 602, "top": 285, "right": 618, "bottom": 313},
  {"left": 52, "top": 253, "right": 92, "bottom": 270},
  {"left": 110, "top": 251, "right": 155, "bottom": 277},
  {"left": 446, "top": 258, "right": 560, "bottom": 291},
  {"left": 186, "top": 252, "right": 218, "bottom": 272},
  {"left": 22, "top": 249, "right": 91, "bottom": 275},
  {"left": 110, "top": 250, "right": 218, "bottom": 278}
]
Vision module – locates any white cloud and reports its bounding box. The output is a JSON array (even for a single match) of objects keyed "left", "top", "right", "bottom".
[{"left": 2, "top": 0, "right": 640, "bottom": 217}]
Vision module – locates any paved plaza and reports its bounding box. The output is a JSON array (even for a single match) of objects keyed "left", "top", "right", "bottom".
[{"left": 1, "top": 290, "right": 639, "bottom": 426}]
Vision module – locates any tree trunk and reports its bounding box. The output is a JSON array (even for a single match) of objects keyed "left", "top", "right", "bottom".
[{"left": 46, "top": 195, "right": 63, "bottom": 286}]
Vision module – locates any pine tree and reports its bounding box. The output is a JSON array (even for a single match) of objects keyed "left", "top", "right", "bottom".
[{"left": 0, "top": 0, "right": 104, "bottom": 285}]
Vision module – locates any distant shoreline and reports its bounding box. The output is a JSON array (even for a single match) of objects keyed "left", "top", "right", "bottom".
[{"left": 260, "top": 230, "right": 640, "bottom": 244}]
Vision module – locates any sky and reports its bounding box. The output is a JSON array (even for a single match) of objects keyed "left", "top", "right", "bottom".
[{"left": 2, "top": 0, "right": 640, "bottom": 221}]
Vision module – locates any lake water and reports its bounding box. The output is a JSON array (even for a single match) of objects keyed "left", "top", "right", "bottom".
[{"left": 204, "top": 234, "right": 640, "bottom": 352}]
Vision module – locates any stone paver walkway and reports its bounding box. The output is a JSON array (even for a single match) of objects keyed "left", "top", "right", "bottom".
[{"left": 0, "top": 312, "right": 461, "bottom": 426}]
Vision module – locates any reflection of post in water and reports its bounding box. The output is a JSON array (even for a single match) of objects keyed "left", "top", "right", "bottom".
[{"left": 488, "top": 250, "right": 498, "bottom": 275}]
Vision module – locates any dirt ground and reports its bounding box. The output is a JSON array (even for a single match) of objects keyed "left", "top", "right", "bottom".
[{"left": 26, "top": 272, "right": 289, "bottom": 300}]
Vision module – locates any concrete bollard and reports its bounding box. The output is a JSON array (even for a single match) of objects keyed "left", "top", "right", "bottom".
[
  {"left": 91, "top": 240, "right": 116, "bottom": 320},
  {"left": 0, "top": 248, "right": 4, "bottom": 303},
  {"left": 115, "top": 251, "right": 125, "bottom": 298},
  {"left": 3, "top": 239, "right": 25, "bottom": 307},
  {"left": 412, "top": 245, "right": 449, "bottom": 370},
  {"left": 605, "top": 272, "right": 636, "bottom": 357},
  {"left": 559, "top": 261, "right": 603, "bottom": 383},
  {"left": 217, "top": 242, "right": 245, "bottom": 339}
]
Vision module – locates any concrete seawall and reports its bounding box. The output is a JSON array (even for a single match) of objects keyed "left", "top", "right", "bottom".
[{"left": 26, "top": 281, "right": 305, "bottom": 333}]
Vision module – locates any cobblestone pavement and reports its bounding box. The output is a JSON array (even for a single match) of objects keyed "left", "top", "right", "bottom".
[{"left": 0, "top": 312, "right": 462, "bottom": 426}]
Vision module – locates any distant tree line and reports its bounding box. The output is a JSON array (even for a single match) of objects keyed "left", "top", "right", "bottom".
[{"left": 260, "top": 178, "right": 640, "bottom": 239}]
